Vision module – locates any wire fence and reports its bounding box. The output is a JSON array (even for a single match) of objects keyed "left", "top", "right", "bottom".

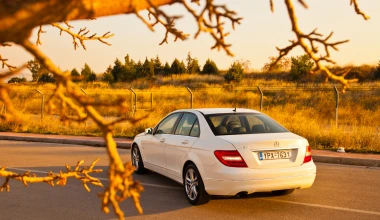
[{"left": 3, "top": 85, "right": 380, "bottom": 128}]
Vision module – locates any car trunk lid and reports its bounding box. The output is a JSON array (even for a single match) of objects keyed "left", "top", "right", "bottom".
[{"left": 217, "top": 132, "right": 308, "bottom": 169}]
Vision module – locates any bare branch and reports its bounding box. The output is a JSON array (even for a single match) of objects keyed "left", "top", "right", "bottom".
[
  {"left": 180, "top": 0, "right": 242, "bottom": 56},
  {"left": 0, "top": 54, "right": 16, "bottom": 71},
  {"left": 0, "top": 159, "right": 103, "bottom": 192},
  {"left": 350, "top": 0, "right": 370, "bottom": 20},
  {"left": 20, "top": 39, "right": 143, "bottom": 219},
  {"left": 51, "top": 23, "right": 114, "bottom": 50},
  {"left": 271, "top": 0, "right": 361, "bottom": 92},
  {"left": 36, "top": 25, "right": 46, "bottom": 46}
]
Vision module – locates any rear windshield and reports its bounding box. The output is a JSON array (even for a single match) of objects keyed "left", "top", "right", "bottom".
[{"left": 205, "top": 113, "right": 288, "bottom": 136}]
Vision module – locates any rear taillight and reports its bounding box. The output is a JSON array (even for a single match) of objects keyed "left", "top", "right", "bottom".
[
  {"left": 303, "top": 146, "right": 312, "bottom": 163},
  {"left": 214, "top": 150, "right": 248, "bottom": 168}
]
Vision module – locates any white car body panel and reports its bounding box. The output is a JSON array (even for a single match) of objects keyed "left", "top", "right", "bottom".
[{"left": 132, "top": 108, "right": 316, "bottom": 196}]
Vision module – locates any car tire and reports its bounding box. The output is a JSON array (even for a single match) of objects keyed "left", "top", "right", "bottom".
[
  {"left": 183, "top": 164, "right": 211, "bottom": 205},
  {"left": 131, "top": 145, "right": 145, "bottom": 174},
  {"left": 272, "top": 189, "right": 295, "bottom": 196}
]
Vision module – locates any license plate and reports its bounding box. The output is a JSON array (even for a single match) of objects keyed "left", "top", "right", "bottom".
[{"left": 259, "top": 150, "right": 291, "bottom": 160}]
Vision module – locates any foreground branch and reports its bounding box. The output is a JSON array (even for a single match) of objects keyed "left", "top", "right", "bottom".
[
  {"left": 20, "top": 39, "right": 143, "bottom": 220},
  {"left": 51, "top": 23, "right": 114, "bottom": 50},
  {"left": 269, "top": 0, "right": 368, "bottom": 92},
  {"left": 0, "top": 159, "right": 103, "bottom": 192}
]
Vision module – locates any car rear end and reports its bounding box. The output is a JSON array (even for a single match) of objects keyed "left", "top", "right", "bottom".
[{"left": 200, "top": 110, "right": 316, "bottom": 196}]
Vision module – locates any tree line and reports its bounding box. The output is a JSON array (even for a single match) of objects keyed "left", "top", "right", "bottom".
[{"left": 8, "top": 54, "right": 380, "bottom": 84}]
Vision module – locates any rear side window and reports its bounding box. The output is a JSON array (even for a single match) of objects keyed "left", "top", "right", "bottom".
[
  {"left": 205, "top": 113, "right": 288, "bottom": 136},
  {"left": 156, "top": 113, "right": 181, "bottom": 134},
  {"left": 175, "top": 113, "right": 198, "bottom": 136},
  {"left": 190, "top": 120, "right": 200, "bottom": 137}
]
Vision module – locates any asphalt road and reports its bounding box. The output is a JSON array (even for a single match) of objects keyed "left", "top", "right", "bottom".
[{"left": 1, "top": 140, "right": 380, "bottom": 220}]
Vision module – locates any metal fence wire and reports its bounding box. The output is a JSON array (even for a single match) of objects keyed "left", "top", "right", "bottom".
[{"left": 3, "top": 85, "right": 380, "bottom": 128}]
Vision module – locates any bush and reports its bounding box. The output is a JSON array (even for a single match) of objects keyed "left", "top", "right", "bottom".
[
  {"left": 8, "top": 77, "right": 27, "bottom": 84},
  {"left": 38, "top": 73, "right": 56, "bottom": 83},
  {"left": 290, "top": 54, "right": 314, "bottom": 80},
  {"left": 375, "top": 61, "right": 380, "bottom": 80},
  {"left": 202, "top": 59, "right": 219, "bottom": 75},
  {"left": 224, "top": 62, "right": 244, "bottom": 83}
]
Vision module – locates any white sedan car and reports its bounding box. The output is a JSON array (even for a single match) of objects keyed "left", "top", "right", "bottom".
[{"left": 132, "top": 108, "right": 316, "bottom": 205}]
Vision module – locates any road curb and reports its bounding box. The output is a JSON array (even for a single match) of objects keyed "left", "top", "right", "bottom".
[
  {"left": 2, "top": 135, "right": 380, "bottom": 167},
  {"left": 0, "top": 135, "right": 132, "bottom": 149},
  {"left": 313, "top": 155, "right": 380, "bottom": 167}
]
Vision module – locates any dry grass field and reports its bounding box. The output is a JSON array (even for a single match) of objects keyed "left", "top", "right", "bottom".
[{"left": 2, "top": 74, "right": 380, "bottom": 153}]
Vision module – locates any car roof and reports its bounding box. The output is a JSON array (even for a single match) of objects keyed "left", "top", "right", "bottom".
[{"left": 174, "top": 108, "right": 261, "bottom": 115}]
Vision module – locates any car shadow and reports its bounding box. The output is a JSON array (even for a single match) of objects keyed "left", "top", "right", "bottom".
[{"left": 2, "top": 166, "right": 285, "bottom": 219}]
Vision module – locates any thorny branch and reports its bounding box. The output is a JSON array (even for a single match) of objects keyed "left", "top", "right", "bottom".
[
  {"left": 36, "top": 25, "right": 46, "bottom": 46},
  {"left": 0, "top": 159, "right": 103, "bottom": 193},
  {"left": 269, "top": 0, "right": 370, "bottom": 92},
  {"left": 0, "top": 54, "right": 16, "bottom": 71},
  {"left": 139, "top": 0, "right": 242, "bottom": 56},
  {"left": 51, "top": 23, "right": 114, "bottom": 50},
  {"left": 18, "top": 39, "right": 144, "bottom": 220},
  {"left": 0, "top": 0, "right": 372, "bottom": 219},
  {"left": 350, "top": 0, "right": 370, "bottom": 20}
]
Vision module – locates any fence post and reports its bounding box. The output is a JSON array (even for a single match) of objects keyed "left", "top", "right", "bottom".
[
  {"left": 80, "top": 88, "right": 87, "bottom": 125},
  {"left": 151, "top": 92, "right": 153, "bottom": 111},
  {"left": 257, "top": 86, "right": 263, "bottom": 112},
  {"left": 334, "top": 86, "right": 339, "bottom": 128},
  {"left": 186, "top": 87, "right": 193, "bottom": 109},
  {"left": 36, "top": 89, "right": 44, "bottom": 121},
  {"left": 130, "top": 88, "right": 137, "bottom": 115}
]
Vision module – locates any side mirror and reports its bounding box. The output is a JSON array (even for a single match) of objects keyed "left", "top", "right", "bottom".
[{"left": 145, "top": 128, "right": 153, "bottom": 135}]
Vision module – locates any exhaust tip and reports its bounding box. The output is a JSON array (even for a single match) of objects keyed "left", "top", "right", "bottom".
[{"left": 236, "top": 191, "right": 248, "bottom": 198}]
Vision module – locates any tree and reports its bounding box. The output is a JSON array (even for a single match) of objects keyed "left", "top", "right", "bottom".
[
  {"left": 137, "top": 57, "right": 154, "bottom": 78},
  {"left": 153, "top": 55, "right": 163, "bottom": 75},
  {"left": 235, "top": 58, "right": 251, "bottom": 73},
  {"left": 180, "top": 60, "right": 187, "bottom": 74},
  {"left": 186, "top": 52, "right": 201, "bottom": 74},
  {"left": 81, "top": 63, "right": 96, "bottom": 82},
  {"left": 163, "top": 62, "right": 171, "bottom": 76},
  {"left": 224, "top": 62, "right": 244, "bottom": 83},
  {"left": 0, "top": 1, "right": 372, "bottom": 219},
  {"left": 202, "top": 59, "right": 219, "bottom": 75},
  {"left": 71, "top": 68, "right": 81, "bottom": 82},
  {"left": 170, "top": 58, "right": 182, "bottom": 74},
  {"left": 8, "top": 77, "right": 26, "bottom": 84},
  {"left": 111, "top": 59, "right": 124, "bottom": 82},
  {"left": 38, "top": 73, "right": 56, "bottom": 83},
  {"left": 375, "top": 61, "right": 380, "bottom": 80},
  {"left": 27, "top": 58, "right": 42, "bottom": 82},
  {"left": 262, "top": 56, "right": 291, "bottom": 72},
  {"left": 102, "top": 65, "right": 114, "bottom": 83},
  {"left": 290, "top": 54, "right": 314, "bottom": 80}
]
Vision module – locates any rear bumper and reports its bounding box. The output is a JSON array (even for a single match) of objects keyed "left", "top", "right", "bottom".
[
  {"left": 201, "top": 161, "right": 316, "bottom": 196},
  {"left": 204, "top": 173, "right": 316, "bottom": 195}
]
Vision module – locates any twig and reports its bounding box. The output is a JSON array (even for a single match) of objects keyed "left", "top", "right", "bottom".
[
  {"left": 350, "top": 0, "right": 370, "bottom": 20},
  {"left": 51, "top": 23, "right": 114, "bottom": 50}
]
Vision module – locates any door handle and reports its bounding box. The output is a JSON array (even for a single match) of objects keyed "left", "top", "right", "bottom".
[
  {"left": 160, "top": 138, "right": 165, "bottom": 143},
  {"left": 181, "top": 140, "right": 189, "bottom": 144}
]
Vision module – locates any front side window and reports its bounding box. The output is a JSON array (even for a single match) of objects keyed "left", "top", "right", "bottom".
[
  {"left": 175, "top": 113, "right": 198, "bottom": 136},
  {"left": 205, "top": 113, "right": 288, "bottom": 136},
  {"left": 156, "top": 113, "right": 181, "bottom": 134}
]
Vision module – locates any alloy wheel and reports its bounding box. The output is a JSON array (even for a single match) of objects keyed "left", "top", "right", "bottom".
[{"left": 185, "top": 168, "right": 199, "bottom": 200}]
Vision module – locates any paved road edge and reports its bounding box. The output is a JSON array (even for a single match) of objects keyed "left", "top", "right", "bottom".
[
  {"left": 1, "top": 135, "right": 379, "bottom": 168},
  {"left": 0, "top": 135, "right": 131, "bottom": 149}
]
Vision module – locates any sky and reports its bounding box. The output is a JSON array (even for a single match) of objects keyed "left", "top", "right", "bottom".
[{"left": 1, "top": 0, "right": 380, "bottom": 78}]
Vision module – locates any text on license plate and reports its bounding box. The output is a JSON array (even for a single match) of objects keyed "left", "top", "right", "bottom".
[{"left": 259, "top": 150, "right": 291, "bottom": 160}]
